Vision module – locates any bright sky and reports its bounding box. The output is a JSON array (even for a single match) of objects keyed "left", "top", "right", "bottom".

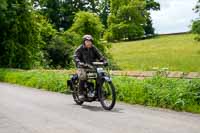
[{"left": 151, "top": 0, "right": 199, "bottom": 34}]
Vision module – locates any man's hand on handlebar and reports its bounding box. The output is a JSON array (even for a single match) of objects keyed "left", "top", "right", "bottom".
[
  {"left": 78, "top": 61, "right": 108, "bottom": 68},
  {"left": 78, "top": 62, "right": 94, "bottom": 69},
  {"left": 92, "top": 61, "right": 108, "bottom": 66}
]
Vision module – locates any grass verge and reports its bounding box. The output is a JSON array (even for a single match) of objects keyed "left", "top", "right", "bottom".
[
  {"left": 0, "top": 68, "right": 69, "bottom": 93},
  {"left": 0, "top": 68, "right": 200, "bottom": 113}
]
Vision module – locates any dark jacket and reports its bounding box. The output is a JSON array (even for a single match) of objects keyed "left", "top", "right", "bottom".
[{"left": 74, "top": 44, "right": 106, "bottom": 67}]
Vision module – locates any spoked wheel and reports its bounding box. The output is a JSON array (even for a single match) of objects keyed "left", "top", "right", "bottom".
[
  {"left": 72, "top": 84, "right": 84, "bottom": 105},
  {"left": 98, "top": 80, "right": 116, "bottom": 110}
]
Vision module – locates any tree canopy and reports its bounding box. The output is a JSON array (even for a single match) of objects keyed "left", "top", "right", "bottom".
[
  {"left": 0, "top": 0, "right": 160, "bottom": 69},
  {"left": 104, "top": 0, "right": 160, "bottom": 41},
  {"left": 192, "top": 0, "right": 200, "bottom": 40}
]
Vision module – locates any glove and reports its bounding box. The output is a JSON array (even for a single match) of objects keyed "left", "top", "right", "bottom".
[
  {"left": 78, "top": 62, "right": 84, "bottom": 66},
  {"left": 78, "top": 62, "right": 93, "bottom": 69},
  {"left": 78, "top": 62, "right": 87, "bottom": 68},
  {"left": 85, "top": 63, "right": 94, "bottom": 69}
]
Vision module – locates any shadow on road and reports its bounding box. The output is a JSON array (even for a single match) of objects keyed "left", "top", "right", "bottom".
[{"left": 81, "top": 104, "right": 124, "bottom": 113}]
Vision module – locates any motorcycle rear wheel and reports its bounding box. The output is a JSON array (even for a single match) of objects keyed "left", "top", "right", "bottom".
[{"left": 72, "top": 85, "right": 84, "bottom": 105}]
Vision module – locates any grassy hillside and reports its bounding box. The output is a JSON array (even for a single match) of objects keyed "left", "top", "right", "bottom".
[{"left": 110, "top": 34, "right": 200, "bottom": 72}]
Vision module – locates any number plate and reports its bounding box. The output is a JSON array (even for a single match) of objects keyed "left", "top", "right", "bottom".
[{"left": 87, "top": 72, "right": 97, "bottom": 79}]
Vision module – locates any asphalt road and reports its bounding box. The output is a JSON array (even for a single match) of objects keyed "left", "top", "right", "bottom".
[{"left": 0, "top": 82, "right": 200, "bottom": 133}]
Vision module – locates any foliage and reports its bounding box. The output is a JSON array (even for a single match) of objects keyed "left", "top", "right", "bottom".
[
  {"left": 113, "top": 76, "right": 200, "bottom": 113},
  {"left": 192, "top": 0, "right": 200, "bottom": 41},
  {"left": 0, "top": 0, "right": 76, "bottom": 69},
  {"left": 98, "top": 0, "right": 110, "bottom": 28},
  {"left": 0, "top": 68, "right": 200, "bottom": 113},
  {"left": 0, "top": 0, "right": 45, "bottom": 69},
  {"left": 45, "top": 35, "right": 71, "bottom": 68},
  {"left": 34, "top": 0, "right": 109, "bottom": 30},
  {"left": 69, "top": 11, "right": 104, "bottom": 40},
  {"left": 107, "top": 0, "right": 146, "bottom": 41},
  {"left": 105, "top": 0, "right": 160, "bottom": 42},
  {"left": 194, "top": 0, "right": 200, "bottom": 14},
  {"left": 0, "top": 69, "right": 69, "bottom": 93},
  {"left": 44, "top": 31, "right": 82, "bottom": 69},
  {"left": 192, "top": 20, "right": 200, "bottom": 41},
  {"left": 67, "top": 11, "right": 107, "bottom": 54},
  {"left": 144, "top": 0, "right": 160, "bottom": 35},
  {"left": 0, "top": 0, "right": 160, "bottom": 69}
]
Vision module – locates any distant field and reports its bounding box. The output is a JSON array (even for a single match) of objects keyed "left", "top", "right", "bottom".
[{"left": 110, "top": 34, "right": 200, "bottom": 72}]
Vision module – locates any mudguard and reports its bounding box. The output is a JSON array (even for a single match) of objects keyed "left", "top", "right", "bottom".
[
  {"left": 67, "top": 74, "right": 78, "bottom": 91},
  {"left": 67, "top": 80, "right": 72, "bottom": 87},
  {"left": 67, "top": 80, "right": 73, "bottom": 90}
]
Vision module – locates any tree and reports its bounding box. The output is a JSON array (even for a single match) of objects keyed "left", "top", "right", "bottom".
[
  {"left": 105, "top": 0, "right": 147, "bottom": 41},
  {"left": 0, "top": 0, "right": 44, "bottom": 69},
  {"left": 98, "top": 0, "right": 110, "bottom": 28},
  {"left": 34, "top": 0, "right": 105, "bottom": 30},
  {"left": 192, "top": 20, "right": 200, "bottom": 41},
  {"left": 69, "top": 11, "right": 104, "bottom": 39},
  {"left": 32, "top": 13, "right": 75, "bottom": 69},
  {"left": 45, "top": 35, "right": 73, "bottom": 68},
  {"left": 104, "top": 0, "right": 159, "bottom": 41},
  {"left": 194, "top": 0, "right": 200, "bottom": 14},
  {"left": 0, "top": 0, "right": 61, "bottom": 69},
  {"left": 192, "top": 0, "right": 200, "bottom": 41},
  {"left": 67, "top": 11, "right": 107, "bottom": 54},
  {"left": 146, "top": 0, "right": 160, "bottom": 11},
  {"left": 144, "top": 0, "right": 160, "bottom": 36},
  {"left": 0, "top": 0, "right": 8, "bottom": 62}
]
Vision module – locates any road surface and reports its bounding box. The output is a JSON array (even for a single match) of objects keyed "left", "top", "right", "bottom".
[{"left": 0, "top": 83, "right": 200, "bottom": 133}]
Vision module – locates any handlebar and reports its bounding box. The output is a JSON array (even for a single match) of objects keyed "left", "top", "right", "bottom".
[
  {"left": 92, "top": 62, "right": 105, "bottom": 66},
  {"left": 78, "top": 62, "right": 108, "bottom": 69}
]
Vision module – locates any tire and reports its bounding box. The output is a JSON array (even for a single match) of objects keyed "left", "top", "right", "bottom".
[
  {"left": 72, "top": 83, "right": 84, "bottom": 105},
  {"left": 72, "top": 92, "right": 84, "bottom": 105},
  {"left": 98, "top": 81, "right": 116, "bottom": 110}
]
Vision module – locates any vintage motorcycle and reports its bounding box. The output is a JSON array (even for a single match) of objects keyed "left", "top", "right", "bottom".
[{"left": 67, "top": 62, "right": 116, "bottom": 110}]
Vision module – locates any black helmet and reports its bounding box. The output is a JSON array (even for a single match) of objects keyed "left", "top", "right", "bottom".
[{"left": 83, "top": 34, "right": 93, "bottom": 41}]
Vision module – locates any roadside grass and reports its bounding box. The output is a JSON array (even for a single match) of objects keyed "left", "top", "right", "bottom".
[
  {"left": 0, "top": 68, "right": 69, "bottom": 93},
  {"left": 0, "top": 68, "right": 200, "bottom": 113},
  {"left": 110, "top": 34, "right": 200, "bottom": 72},
  {"left": 113, "top": 76, "right": 200, "bottom": 113}
]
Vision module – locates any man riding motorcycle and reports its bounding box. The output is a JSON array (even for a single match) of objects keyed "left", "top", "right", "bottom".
[{"left": 74, "top": 35, "right": 108, "bottom": 100}]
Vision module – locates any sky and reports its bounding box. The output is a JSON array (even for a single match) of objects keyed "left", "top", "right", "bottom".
[{"left": 150, "top": 0, "right": 199, "bottom": 34}]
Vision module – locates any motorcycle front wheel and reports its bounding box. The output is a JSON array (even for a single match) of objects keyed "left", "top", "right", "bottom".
[{"left": 98, "top": 81, "right": 116, "bottom": 110}]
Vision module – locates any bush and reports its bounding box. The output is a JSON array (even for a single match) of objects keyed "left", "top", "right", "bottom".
[
  {"left": 0, "top": 1, "right": 67, "bottom": 69},
  {"left": 1, "top": 69, "right": 199, "bottom": 113},
  {"left": 68, "top": 11, "right": 104, "bottom": 40},
  {"left": 108, "top": 22, "right": 145, "bottom": 41},
  {"left": 45, "top": 34, "right": 75, "bottom": 69},
  {"left": 67, "top": 11, "right": 108, "bottom": 54},
  {"left": 0, "top": 69, "right": 69, "bottom": 93},
  {"left": 113, "top": 76, "right": 200, "bottom": 113},
  {"left": 103, "top": 31, "right": 114, "bottom": 42},
  {"left": 192, "top": 20, "right": 200, "bottom": 41}
]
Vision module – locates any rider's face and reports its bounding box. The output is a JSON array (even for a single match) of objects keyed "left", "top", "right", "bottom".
[{"left": 85, "top": 40, "right": 92, "bottom": 48}]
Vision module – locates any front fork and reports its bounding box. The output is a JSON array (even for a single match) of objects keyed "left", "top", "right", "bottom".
[{"left": 96, "top": 72, "right": 112, "bottom": 98}]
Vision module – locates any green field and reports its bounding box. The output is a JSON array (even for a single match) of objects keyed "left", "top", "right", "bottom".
[{"left": 110, "top": 34, "right": 200, "bottom": 72}]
